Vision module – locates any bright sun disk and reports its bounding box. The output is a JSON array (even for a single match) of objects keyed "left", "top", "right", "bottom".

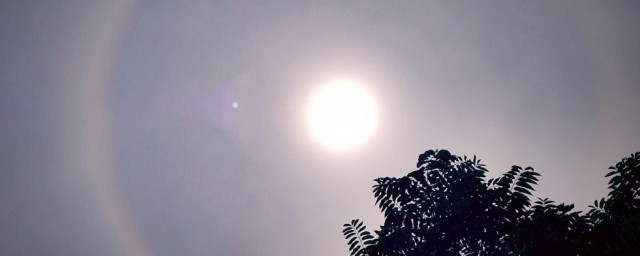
[{"left": 307, "top": 79, "right": 376, "bottom": 151}]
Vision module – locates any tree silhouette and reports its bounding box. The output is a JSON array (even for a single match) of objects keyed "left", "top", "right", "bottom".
[{"left": 343, "top": 149, "right": 640, "bottom": 255}]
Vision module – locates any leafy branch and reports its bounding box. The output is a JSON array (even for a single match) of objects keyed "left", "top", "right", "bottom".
[
  {"left": 343, "top": 148, "right": 640, "bottom": 255},
  {"left": 342, "top": 219, "right": 375, "bottom": 256}
]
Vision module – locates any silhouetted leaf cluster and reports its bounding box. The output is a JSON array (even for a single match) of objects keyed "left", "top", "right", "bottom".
[
  {"left": 343, "top": 219, "right": 375, "bottom": 256},
  {"left": 343, "top": 149, "right": 640, "bottom": 255}
]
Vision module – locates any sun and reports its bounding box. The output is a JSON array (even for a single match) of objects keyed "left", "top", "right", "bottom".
[{"left": 307, "top": 79, "right": 377, "bottom": 151}]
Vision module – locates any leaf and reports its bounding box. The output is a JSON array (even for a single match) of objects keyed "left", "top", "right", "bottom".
[
  {"left": 514, "top": 186, "right": 533, "bottom": 196},
  {"left": 516, "top": 180, "right": 535, "bottom": 191},
  {"left": 342, "top": 219, "right": 376, "bottom": 256}
]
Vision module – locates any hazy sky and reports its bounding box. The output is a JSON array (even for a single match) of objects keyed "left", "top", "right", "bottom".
[{"left": 2, "top": 1, "right": 639, "bottom": 255}]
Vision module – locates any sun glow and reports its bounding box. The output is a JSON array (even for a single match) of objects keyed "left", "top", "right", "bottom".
[{"left": 307, "top": 79, "right": 377, "bottom": 151}]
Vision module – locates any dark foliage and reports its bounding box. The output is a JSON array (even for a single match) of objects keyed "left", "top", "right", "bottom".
[
  {"left": 343, "top": 149, "right": 640, "bottom": 255},
  {"left": 343, "top": 219, "right": 376, "bottom": 256}
]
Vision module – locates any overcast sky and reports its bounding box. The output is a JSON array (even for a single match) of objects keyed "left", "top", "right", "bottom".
[{"left": 2, "top": 1, "right": 639, "bottom": 255}]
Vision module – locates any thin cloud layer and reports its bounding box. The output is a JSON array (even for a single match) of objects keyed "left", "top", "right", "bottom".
[{"left": 1, "top": 1, "right": 639, "bottom": 255}]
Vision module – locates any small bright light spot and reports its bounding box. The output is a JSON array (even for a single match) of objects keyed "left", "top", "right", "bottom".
[
  {"left": 232, "top": 102, "right": 239, "bottom": 109},
  {"left": 307, "top": 79, "right": 376, "bottom": 151}
]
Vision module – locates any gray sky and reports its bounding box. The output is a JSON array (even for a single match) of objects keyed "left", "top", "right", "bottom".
[{"left": 1, "top": 1, "right": 639, "bottom": 255}]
